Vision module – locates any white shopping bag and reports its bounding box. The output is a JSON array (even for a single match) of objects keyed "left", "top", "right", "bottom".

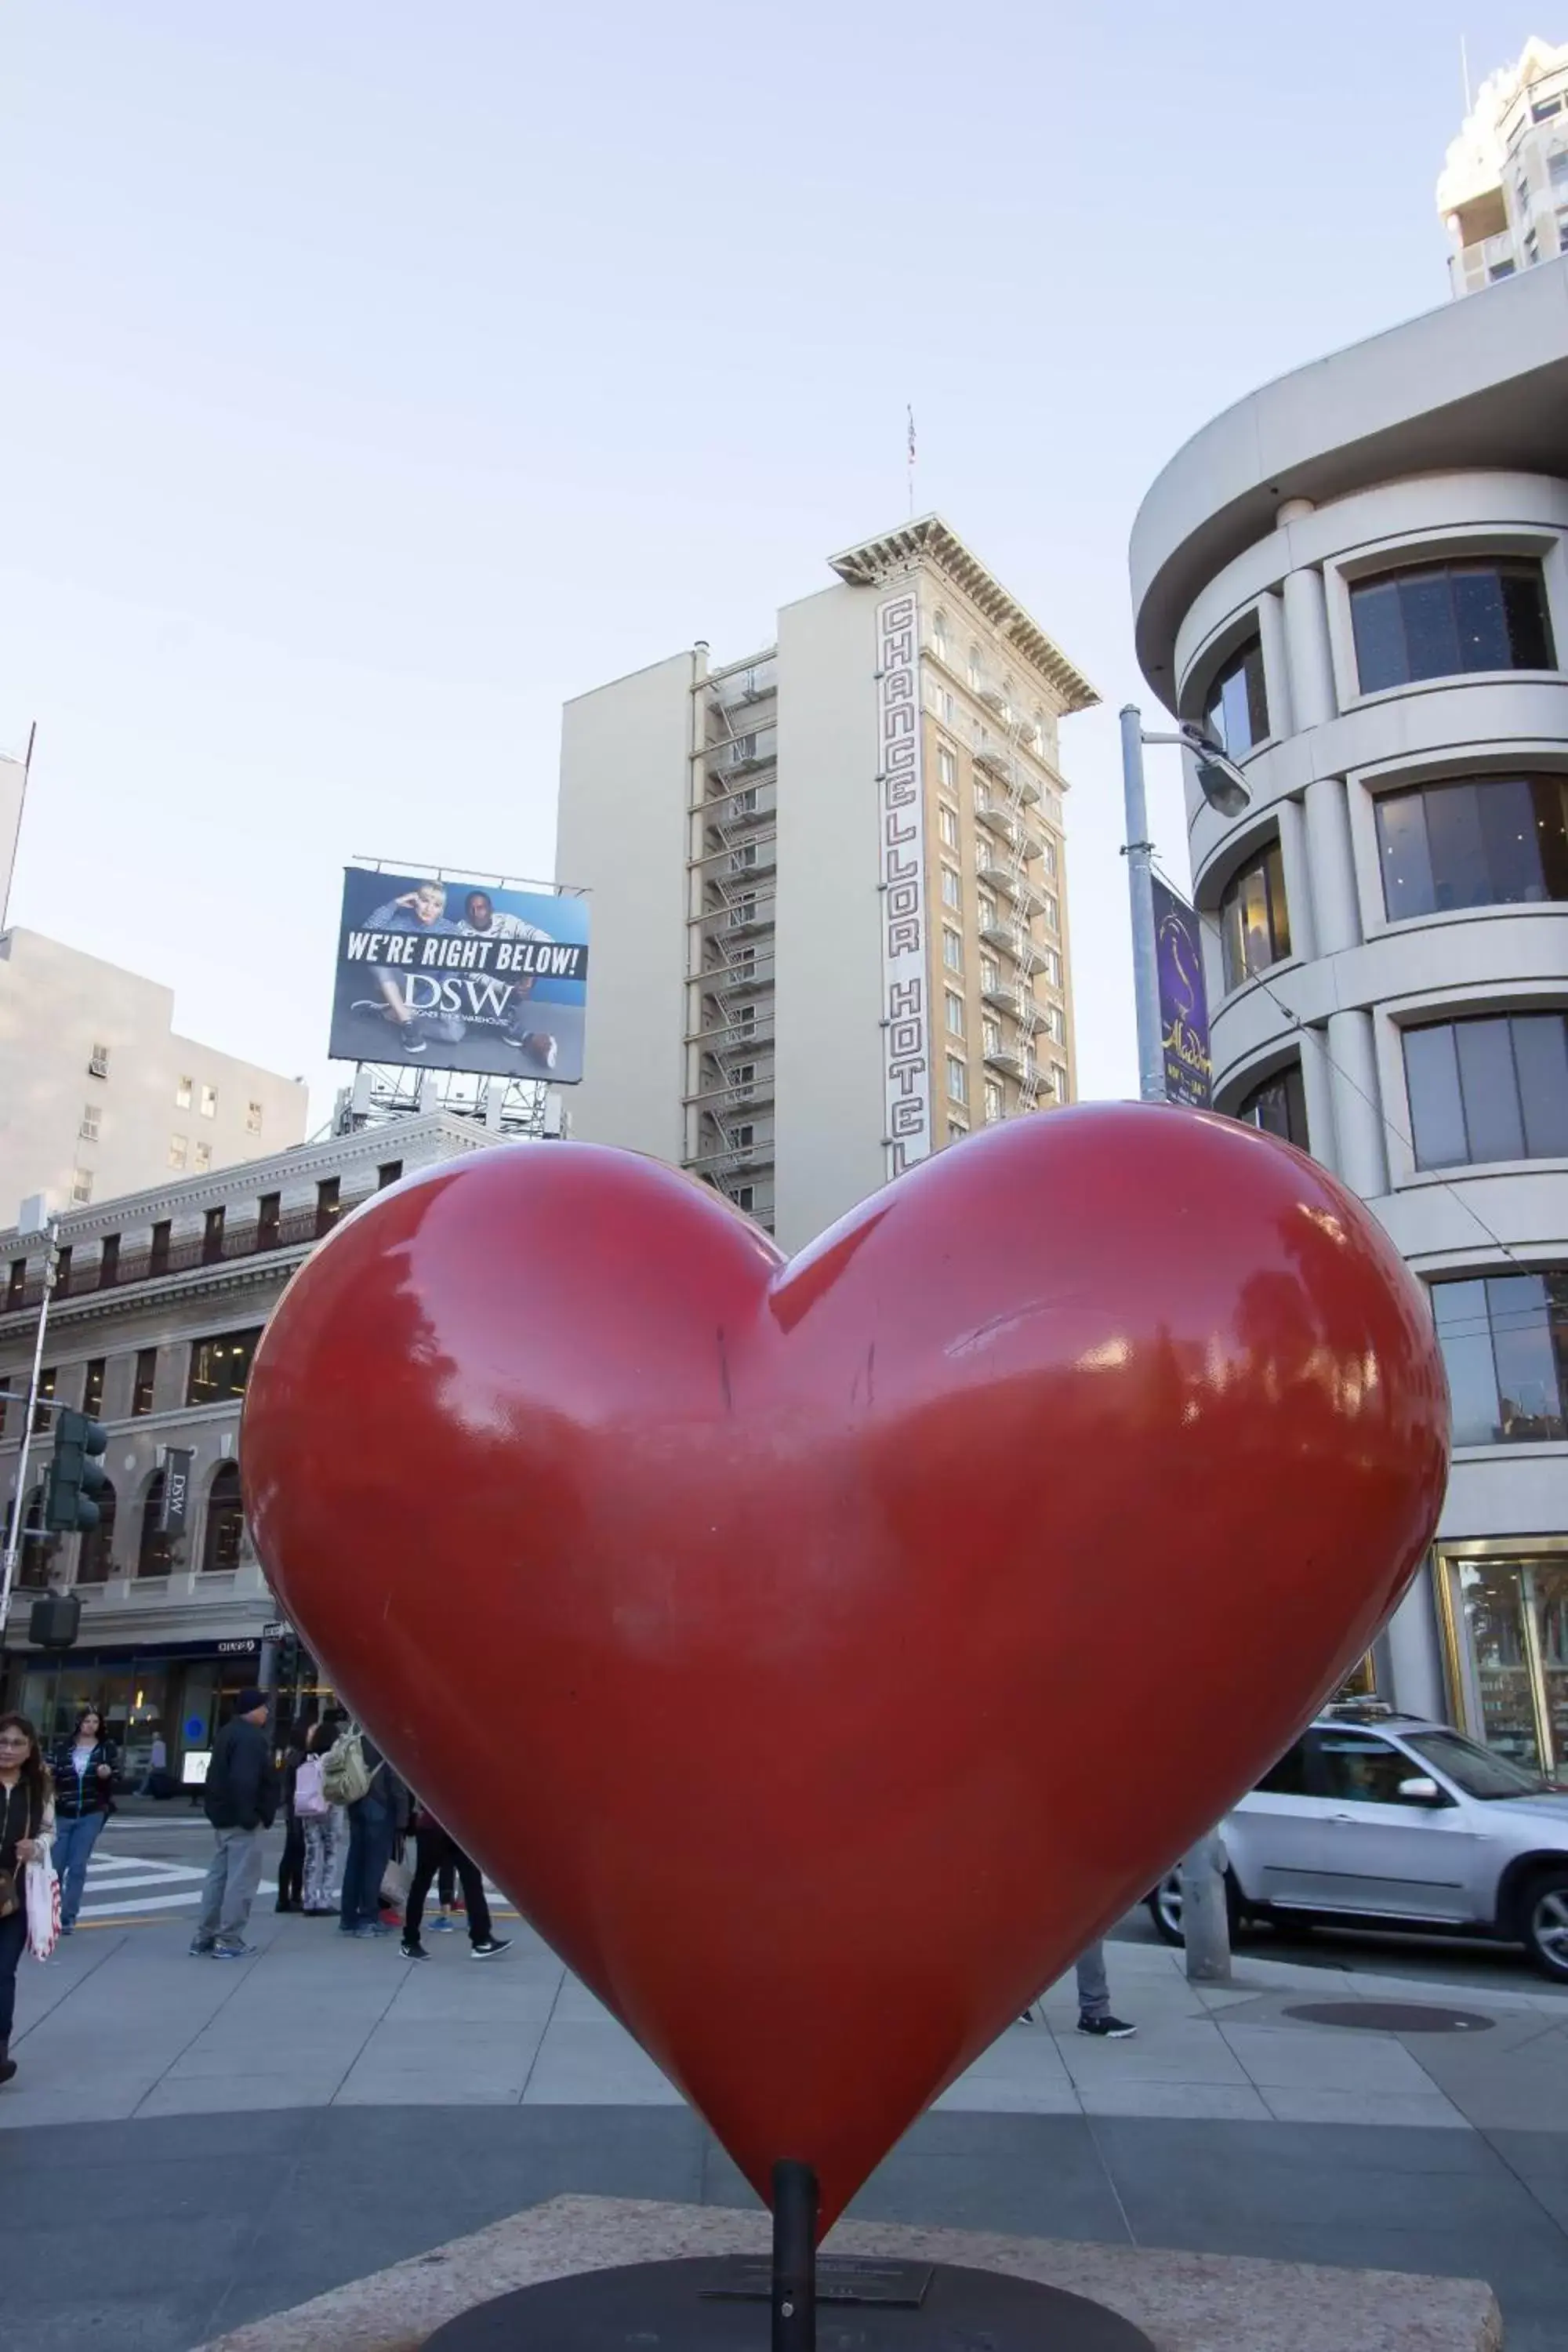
[{"left": 24, "top": 1853, "right": 60, "bottom": 1962}]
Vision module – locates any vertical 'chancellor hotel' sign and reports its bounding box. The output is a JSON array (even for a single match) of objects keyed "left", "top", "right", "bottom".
[{"left": 877, "top": 592, "right": 932, "bottom": 1178}]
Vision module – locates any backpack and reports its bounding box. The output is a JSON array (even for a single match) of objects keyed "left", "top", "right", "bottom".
[
  {"left": 293, "top": 1754, "right": 328, "bottom": 1820},
  {"left": 320, "top": 1728, "right": 379, "bottom": 1808}
]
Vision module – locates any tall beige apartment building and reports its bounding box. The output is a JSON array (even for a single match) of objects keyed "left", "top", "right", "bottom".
[{"left": 556, "top": 516, "right": 1097, "bottom": 1250}]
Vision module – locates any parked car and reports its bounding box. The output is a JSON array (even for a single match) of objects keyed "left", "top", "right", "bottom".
[{"left": 1147, "top": 1711, "right": 1568, "bottom": 1980}]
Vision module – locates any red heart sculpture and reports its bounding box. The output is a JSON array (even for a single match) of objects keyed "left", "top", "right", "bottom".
[{"left": 243, "top": 1105, "right": 1447, "bottom": 2228}]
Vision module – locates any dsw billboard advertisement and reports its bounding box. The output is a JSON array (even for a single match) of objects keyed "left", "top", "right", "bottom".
[{"left": 328, "top": 868, "right": 589, "bottom": 1081}]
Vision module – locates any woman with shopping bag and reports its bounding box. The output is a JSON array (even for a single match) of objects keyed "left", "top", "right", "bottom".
[{"left": 0, "top": 1713, "right": 56, "bottom": 2085}]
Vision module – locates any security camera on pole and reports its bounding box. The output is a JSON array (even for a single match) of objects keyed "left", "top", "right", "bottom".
[{"left": 1120, "top": 707, "right": 1250, "bottom": 1985}]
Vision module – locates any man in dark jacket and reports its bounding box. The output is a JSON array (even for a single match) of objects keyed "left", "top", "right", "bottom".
[{"left": 191, "top": 1690, "right": 278, "bottom": 1959}]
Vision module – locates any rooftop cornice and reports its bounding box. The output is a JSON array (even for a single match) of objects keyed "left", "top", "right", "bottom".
[{"left": 829, "top": 515, "right": 1100, "bottom": 716}]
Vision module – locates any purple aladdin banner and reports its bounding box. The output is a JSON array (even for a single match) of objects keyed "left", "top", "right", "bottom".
[{"left": 1152, "top": 876, "right": 1211, "bottom": 1108}]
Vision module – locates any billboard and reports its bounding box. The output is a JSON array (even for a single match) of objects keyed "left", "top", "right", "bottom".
[
  {"left": 328, "top": 867, "right": 589, "bottom": 1081},
  {"left": 1152, "top": 877, "right": 1211, "bottom": 1109}
]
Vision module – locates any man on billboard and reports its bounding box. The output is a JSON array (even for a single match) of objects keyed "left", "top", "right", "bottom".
[
  {"left": 458, "top": 891, "right": 558, "bottom": 1073},
  {"left": 365, "top": 880, "right": 468, "bottom": 1057}
]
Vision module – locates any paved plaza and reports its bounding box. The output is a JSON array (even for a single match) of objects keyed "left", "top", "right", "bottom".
[{"left": 7, "top": 1820, "right": 1568, "bottom": 2350}]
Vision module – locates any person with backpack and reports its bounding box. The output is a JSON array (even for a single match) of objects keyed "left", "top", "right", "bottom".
[
  {"left": 48, "top": 1705, "right": 118, "bottom": 1936},
  {"left": 293, "top": 1722, "right": 339, "bottom": 1915},
  {"left": 191, "top": 1690, "right": 278, "bottom": 1959},
  {"left": 327, "top": 1725, "right": 409, "bottom": 1937}
]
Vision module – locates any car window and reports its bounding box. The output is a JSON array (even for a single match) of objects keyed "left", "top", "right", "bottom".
[
  {"left": 1254, "top": 1739, "right": 1312, "bottom": 1795},
  {"left": 1316, "top": 1732, "right": 1432, "bottom": 1806},
  {"left": 1403, "top": 1728, "right": 1549, "bottom": 1800}
]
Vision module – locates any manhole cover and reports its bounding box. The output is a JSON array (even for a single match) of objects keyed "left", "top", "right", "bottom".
[{"left": 1283, "top": 2000, "right": 1494, "bottom": 2034}]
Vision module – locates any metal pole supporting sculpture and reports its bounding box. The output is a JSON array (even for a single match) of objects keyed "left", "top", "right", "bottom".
[{"left": 241, "top": 1104, "right": 1450, "bottom": 2351}]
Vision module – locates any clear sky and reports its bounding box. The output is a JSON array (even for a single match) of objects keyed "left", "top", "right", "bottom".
[{"left": 0, "top": 4, "right": 1541, "bottom": 1132}]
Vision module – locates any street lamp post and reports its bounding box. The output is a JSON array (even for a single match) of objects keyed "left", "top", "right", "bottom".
[
  {"left": 1119, "top": 706, "right": 1250, "bottom": 1987},
  {"left": 0, "top": 1218, "right": 60, "bottom": 1664}
]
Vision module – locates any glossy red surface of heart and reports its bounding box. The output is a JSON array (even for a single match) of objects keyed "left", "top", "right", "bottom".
[{"left": 242, "top": 1105, "right": 1448, "bottom": 2228}]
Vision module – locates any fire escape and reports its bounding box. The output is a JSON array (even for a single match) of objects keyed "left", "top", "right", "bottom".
[
  {"left": 973, "top": 699, "right": 1054, "bottom": 1114},
  {"left": 684, "top": 659, "right": 779, "bottom": 1229}
]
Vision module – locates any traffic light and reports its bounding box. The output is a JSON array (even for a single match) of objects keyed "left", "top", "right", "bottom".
[{"left": 43, "top": 1408, "right": 108, "bottom": 1534}]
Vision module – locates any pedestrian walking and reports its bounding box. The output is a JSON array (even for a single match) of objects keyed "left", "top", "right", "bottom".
[
  {"left": 400, "top": 1799, "right": 510, "bottom": 1962},
  {"left": 293, "top": 1723, "right": 339, "bottom": 1915},
  {"left": 0, "top": 1714, "right": 55, "bottom": 2085},
  {"left": 274, "top": 1724, "right": 308, "bottom": 1915},
  {"left": 1020, "top": 1940, "right": 1136, "bottom": 2037},
  {"left": 48, "top": 1706, "right": 118, "bottom": 1935},
  {"left": 136, "top": 1730, "right": 169, "bottom": 1798},
  {"left": 191, "top": 1690, "right": 278, "bottom": 1959},
  {"left": 336, "top": 1732, "right": 409, "bottom": 1938},
  {"left": 1072, "top": 1940, "right": 1136, "bottom": 2037}
]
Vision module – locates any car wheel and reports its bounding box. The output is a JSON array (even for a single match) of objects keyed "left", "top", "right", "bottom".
[
  {"left": 1145, "top": 1868, "right": 1252, "bottom": 1946},
  {"left": 1147, "top": 1871, "right": 1184, "bottom": 1945},
  {"left": 1522, "top": 1869, "right": 1568, "bottom": 1982}
]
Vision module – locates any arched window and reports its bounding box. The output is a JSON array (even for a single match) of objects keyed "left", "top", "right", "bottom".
[
  {"left": 3, "top": 1489, "right": 51, "bottom": 1589},
  {"left": 967, "top": 644, "right": 983, "bottom": 690},
  {"left": 201, "top": 1461, "right": 245, "bottom": 1573},
  {"left": 78, "top": 1479, "right": 117, "bottom": 1585},
  {"left": 138, "top": 1472, "right": 173, "bottom": 1577},
  {"left": 931, "top": 610, "right": 949, "bottom": 660}
]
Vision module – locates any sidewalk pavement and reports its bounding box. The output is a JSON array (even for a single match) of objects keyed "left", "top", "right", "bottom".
[
  {"left": 7, "top": 1922, "right": 1568, "bottom": 2350},
  {"left": 11, "top": 1911, "right": 1568, "bottom": 2130}
]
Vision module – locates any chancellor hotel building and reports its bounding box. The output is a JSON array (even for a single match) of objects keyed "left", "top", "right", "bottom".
[{"left": 556, "top": 517, "right": 1097, "bottom": 1251}]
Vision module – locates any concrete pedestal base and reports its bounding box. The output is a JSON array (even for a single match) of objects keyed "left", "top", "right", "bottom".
[{"left": 195, "top": 2193, "right": 1503, "bottom": 2352}]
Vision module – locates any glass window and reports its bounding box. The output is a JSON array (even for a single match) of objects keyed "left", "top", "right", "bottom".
[
  {"left": 940, "top": 866, "right": 961, "bottom": 910},
  {"left": 1316, "top": 1731, "right": 1433, "bottom": 1806},
  {"left": 984, "top": 1080, "right": 1004, "bottom": 1123},
  {"left": 168, "top": 1134, "right": 188, "bottom": 1171},
  {"left": 149, "top": 1221, "right": 170, "bottom": 1276},
  {"left": 131, "top": 1348, "right": 157, "bottom": 1417},
  {"left": 98, "top": 1235, "right": 119, "bottom": 1289},
  {"left": 1234, "top": 1062, "right": 1308, "bottom": 1149},
  {"left": 938, "top": 804, "right": 959, "bottom": 849},
  {"left": 1254, "top": 1739, "right": 1311, "bottom": 1795},
  {"left": 377, "top": 1161, "right": 403, "bottom": 1189},
  {"left": 1403, "top": 1726, "right": 1547, "bottom": 1798},
  {"left": 1218, "top": 840, "right": 1292, "bottom": 990},
  {"left": 944, "top": 989, "right": 965, "bottom": 1036},
  {"left": 1043, "top": 947, "right": 1062, "bottom": 989},
  {"left": 946, "top": 1054, "right": 967, "bottom": 1105},
  {"left": 977, "top": 891, "right": 998, "bottom": 931},
  {"left": 1376, "top": 775, "right": 1568, "bottom": 920},
  {"left": 1405, "top": 1014, "right": 1568, "bottom": 1170},
  {"left": 315, "top": 1178, "right": 341, "bottom": 1237},
  {"left": 175, "top": 1076, "right": 193, "bottom": 1110},
  {"left": 937, "top": 745, "right": 956, "bottom": 789},
  {"left": 70, "top": 1172, "right": 92, "bottom": 1206},
  {"left": 245, "top": 1102, "right": 263, "bottom": 1135},
  {"left": 1350, "top": 560, "right": 1555, "bottom": 694},
  {"left": 980, "top": 956, "right": 1000, "bottom": 993},
  {"left": 186, "top": 1327, "right": 263, "bottom": 1409},
  {"left": 200, "top": 1084, "right": 217, "bottom": 1119},
  {"left": 201, "top": 1462, "right": 246, "bottom": 1573},
  {"left": 1431, "top": 1272, "right": 1568, "bottom": 1443},
  {"left": 1041, "top": 893, "right": 1059, "bottom": 932},
  {"left": 82, "top": 1360, "right": 104, "bottom": 1416},
  {"left": 194, "top": 1142, "right": 212, "bottom": 1174},
  {"left": 1203, "top": 634, "right": 1270, "bottom": 756},
  {"left": 942, "top": 927, "right": 963, "bottom": 974},
  {"left": 79, "top": 1105, "right": 100, "bottom": 1142},
  {"left": 33, "top": 1367, "right": 55, "bottom": 1432},
  {"left": 982, "top": 1016, "right": 1003, "bottom": 1057}
]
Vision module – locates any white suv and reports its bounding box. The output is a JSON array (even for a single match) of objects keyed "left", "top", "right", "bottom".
[{"left": 1148, "top": 1712, "right": 1568, "bottom": 1980}]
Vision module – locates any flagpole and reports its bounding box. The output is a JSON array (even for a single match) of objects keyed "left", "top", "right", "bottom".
[{"left": 906, "top": 406, "right": 916, "bottom": 517}]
